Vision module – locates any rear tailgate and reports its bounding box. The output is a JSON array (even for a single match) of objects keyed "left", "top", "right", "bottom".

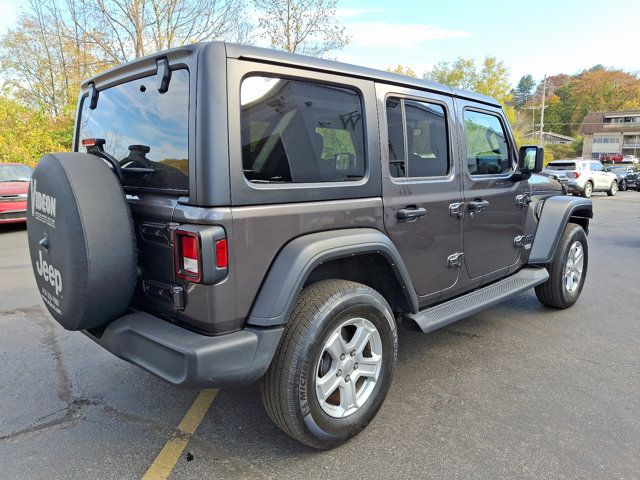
[
  {"left": 128, "top": 195, "right": 181, "bottom": 319},
  {"left": 76, "top": 65, "right": 191, "bottom": 321}
]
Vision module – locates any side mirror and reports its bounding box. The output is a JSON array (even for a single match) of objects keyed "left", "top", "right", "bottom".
[{"left": 518, "top": 145, "right": 544, "bottom": 173}]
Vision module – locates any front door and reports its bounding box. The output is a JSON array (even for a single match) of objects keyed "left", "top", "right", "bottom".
[
  {"left": 457, "top": 104, "right": 526, "bottom": 280},
  {"left": 590, "top": 161, "right": 608, "bottom": 189},
  {"left": 379, "top": 85, "right": 463, "bottom": 301}
]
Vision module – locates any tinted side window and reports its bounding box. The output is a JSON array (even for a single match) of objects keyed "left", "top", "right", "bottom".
[
  {"left": 386, "top": 98, "right": 405, "bottom": 177},
  {"left": 464, "top": 110, "right": 511, "bottom": 175},
  {"left": 386, "top": 97, "right": 449, "bottom": 178},
  {"left": 241, "top": 76, "right": 365, "bottom": 184}
]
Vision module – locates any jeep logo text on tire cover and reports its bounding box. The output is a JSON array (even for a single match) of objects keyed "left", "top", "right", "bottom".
[{"left": 35, "top": 250, "right": 62, "bottom": 296}]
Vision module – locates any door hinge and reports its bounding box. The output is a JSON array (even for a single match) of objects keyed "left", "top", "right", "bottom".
[
  {"left": 516, "top": 194, "right": 532, "bottom": 207},
  {"left": 447, "top": 252, "right": 464, "bottom": 268},
  {"left": 449, "top": 202, "right": 465, "bottom": 218},
  {"left": 143, "top": 280, "right": 185, "bottom": 310},
  {"left": 514, "top": 234, "right": 534, "bottom": 249}
]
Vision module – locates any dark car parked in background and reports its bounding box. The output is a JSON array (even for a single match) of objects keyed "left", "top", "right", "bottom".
[
  {"left": 0, "top": 163, "right": 33, "bottom": 224},
  {"left": 605, "top": 165, "right": 638, "bottom": 191}
]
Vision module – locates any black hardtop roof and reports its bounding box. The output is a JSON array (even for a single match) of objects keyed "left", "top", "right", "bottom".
[{"left": 82, "top": 41, "right": 501, "bottom": 108}]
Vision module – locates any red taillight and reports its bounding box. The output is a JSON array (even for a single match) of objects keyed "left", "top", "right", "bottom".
[
  {"left": 216, "top": 239, "right": 228, "bottom": 269},
  {"left": 174, "top": 228, "right": 228, "bottom": 284},
  {"left": 175, "top": 231, "right": 201, "bottom": 282}
]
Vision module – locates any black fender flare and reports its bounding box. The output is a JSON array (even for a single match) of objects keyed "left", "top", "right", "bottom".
[
  {"left": 528, "top": 195, "right": 593, "bottom": 264},
  {"left": 246, "top": 228, "right": 418, "bottom": 327}
]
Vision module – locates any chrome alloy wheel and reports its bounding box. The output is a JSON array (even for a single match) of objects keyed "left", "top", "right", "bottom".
[
  {"left": 564, "top": 240, "right": 584, "bottom": 294},
  {"left": 315, "top": 317, "right": 383, "bottom": 418}
]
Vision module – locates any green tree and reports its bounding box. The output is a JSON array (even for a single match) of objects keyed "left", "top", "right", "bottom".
[
  {"left": 1, "top": 0, "right": 252, "bottom": 116},
  {"left": 540, "top": 69, "right": 640, "bottom": 136},
  {"left": 386, "top": 65, "right": 417, "bottom": 78},
  {"left": 474, "top": 57, "right": 512, "bottom": 106},
  {"left": 424, "top": 57, "right": 477, "bottom": 90},
  {"left": 424, "top": 56, "right": 514, "bottom": 123},
  {"left": 0, "top": 1, "right": 110, "bottom": 117},
  {"left": 424, "top": 56, "right": 512, "bottom": 105},
  {"left": 512, "top": 74, "right": 535, "bottom": 108},
  {"left": 0, "top": 96, "right": 73, "bottom": 165}
]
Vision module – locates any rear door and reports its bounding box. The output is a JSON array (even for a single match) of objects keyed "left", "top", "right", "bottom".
[
  {"left": 457, "top": 103, "right": 525, "bottom": 281},
  {"left": 378, "top": 84, "right": 463, "bottom": 303}
]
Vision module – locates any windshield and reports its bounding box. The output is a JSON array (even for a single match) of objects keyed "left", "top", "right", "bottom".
[
  {"left": 0, "top": 164, "right": 33, "bottom": 182},
  {"left": 609, "top": 167, "right": 630, "bottom": 174},
  {"left": 78, "top": 69, "right": 190, "bottom": 193}
]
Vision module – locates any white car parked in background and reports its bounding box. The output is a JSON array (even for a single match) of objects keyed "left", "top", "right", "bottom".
[{"left": 544, "top": 159, "right": 619, "bottom": 198}]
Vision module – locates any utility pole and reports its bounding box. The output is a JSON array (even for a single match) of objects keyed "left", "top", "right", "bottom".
[
  {"left": 525, "top": 106, "right": 539, "bottom": 137},
  {"left": 539, "top": 74, "right": 547, "bottom": 145}
]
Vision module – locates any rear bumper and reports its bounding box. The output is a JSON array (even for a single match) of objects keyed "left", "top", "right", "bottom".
[
  {"left": 83, "top": 312, "right": 283, "bottom": 388},
  {"left": 565, "top": 181, "right": 583, "bottom": 193}
]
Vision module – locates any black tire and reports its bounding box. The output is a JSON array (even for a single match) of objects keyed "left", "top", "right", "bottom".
[
  {"left": 582, "top": 181, "right": 593, "bottom": 198},
  {"left": 26, "top": 153, "right": 137, "bottom": 331},
  {"left": 260, "top": 280, "right": 397, "bottom": 449},
  {"left": 620, "top": 179, "right": 627, "bottom": 191},
  {"left": 535, "top": 223, "right": 588, "bottom": 309},
  {"left": 607, "top": 180, "right": 618, "bottom": 196}
]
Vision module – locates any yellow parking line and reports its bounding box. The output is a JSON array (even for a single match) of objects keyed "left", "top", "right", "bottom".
[{"left": 142, "top": 389, "right": 218, "bottom": 480}]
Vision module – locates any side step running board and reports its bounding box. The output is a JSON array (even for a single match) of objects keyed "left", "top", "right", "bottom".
[{"left": 405, "top": 267, "right": 549, "bottom": 333}]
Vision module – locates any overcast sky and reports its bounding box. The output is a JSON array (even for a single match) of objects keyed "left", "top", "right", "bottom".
[{"left": 1, "top": 0, "right": 638, "bottom": 86}]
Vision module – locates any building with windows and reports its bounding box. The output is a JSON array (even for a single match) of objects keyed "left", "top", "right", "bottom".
[
  {"left": 579, "top": 110, "right": 640, "bottom": 159},
  {"left": 523, "top": 131, "right": 575, "bottom": 145}
]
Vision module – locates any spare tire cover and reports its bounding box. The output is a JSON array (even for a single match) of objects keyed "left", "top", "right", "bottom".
[{"left": 27, "top": 153, "right": 137, "bottom": 331}]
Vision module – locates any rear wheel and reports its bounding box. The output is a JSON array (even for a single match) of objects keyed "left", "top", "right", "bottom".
[
  {"left": 582, "top": 181, "right": 593, "bottom": 198},
  {"left": 260, "top": 280, "right": 397, "bottom": 449},
  {"left": 607, "top": 180, "right": 618, "bottom": 196},
  {"left": 535, "top": 223, "right": 588, "bottom": 309}
]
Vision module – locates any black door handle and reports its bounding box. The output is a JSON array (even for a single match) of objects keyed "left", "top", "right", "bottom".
[
  {"left": 467, "top": 200, "right": 490, "bottom": 213},
  {"left": 397, "top": 207, "right": 427, "bottom": 220}
]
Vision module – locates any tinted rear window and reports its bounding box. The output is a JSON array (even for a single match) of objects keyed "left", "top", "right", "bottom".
[
  {"left": 78, "top": 69, "right": 190, "bottom": 193},
  {"left": 548, "top": 162, "right": 577, "bottom": 170}
]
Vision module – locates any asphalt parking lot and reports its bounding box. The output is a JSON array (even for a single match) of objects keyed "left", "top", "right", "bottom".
[{"left": 1, "top": 192, "right": 640, "bottom": 480}]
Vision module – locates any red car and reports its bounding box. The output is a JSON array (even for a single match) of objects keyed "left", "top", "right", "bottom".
[
  {"left": 600, "top": 153, "right": 624, "bottom": 163},
  {"left": 0, "top": 163, "right": 33, "bottom": 224}
]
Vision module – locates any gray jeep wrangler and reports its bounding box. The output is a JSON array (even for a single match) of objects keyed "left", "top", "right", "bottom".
[{"left": 26, "top": 42, "right": 592, "bottom": 449}]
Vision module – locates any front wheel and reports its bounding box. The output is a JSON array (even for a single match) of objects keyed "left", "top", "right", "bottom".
[
  {"left": 607, "top": 180, "right": 618, "bottom": 196},
  {"left": 620, "top": 179, "right": 628, "bottom": 191},
  {"left": 535, "top": 223, "right": 588, "bottom": 309},
  {"left": 260, "top": 280, "right": 397, "bottom": 449}
]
